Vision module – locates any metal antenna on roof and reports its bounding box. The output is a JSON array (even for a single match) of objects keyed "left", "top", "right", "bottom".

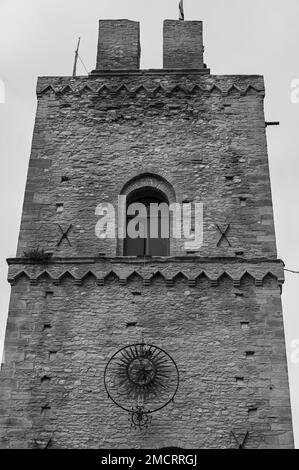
[{"left": 72, "top": 37, "right": 81, "bottom": 77}]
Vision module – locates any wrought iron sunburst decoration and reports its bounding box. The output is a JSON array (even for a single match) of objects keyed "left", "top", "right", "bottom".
[{"left": 104, "top": 343, "right": 179, "bottom": 429}]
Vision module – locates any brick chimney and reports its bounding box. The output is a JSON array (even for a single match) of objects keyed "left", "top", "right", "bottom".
[
  {"left": 95, "top": 19, "right": 141, "bottom": 70},
  {"left": 163, "top": 20, "right": 205, "bottom": 69}
]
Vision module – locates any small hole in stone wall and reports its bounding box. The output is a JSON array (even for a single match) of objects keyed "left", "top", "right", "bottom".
[
  {"left": 248, "top": 407, "right": 258, "bottom": 416},
  {"left": 41, "top": 404, "right": 51, "bottom": 414},
  {"left": 48, "top": 350, "right": 57, "bottom": 359},
  {"left": 41, "top": 375, "right": 51, "bottom": 383},
  {"left": 45, "top": 251, "right": 54, "bottom": 258},
  {"left": 225, "top": 175, "right": 234, "bottom": 182},
  {"left": 236, "top": 377, "right": 244, "bottom": 386},
  {"left": 234, "top": 291, "right": 244, "bottom": 298},
  {"left": 43, "top": 323, "right": 52, "bottom": 331},
  {"left": 61, "top": 176, "right": 69, "bottom": 182},
  {"left": 235, "top": 251, "right": 244, "bottom": 256},
  {"left": 45, "top": 291, "right": 54, "bottom": 299},
  {"left": 240, "top": 322, "right": 250, "bottom": 330},
  {"left": 98, "top": 253, "right": 106, "bottom": 257},
  {"left": 182, "top": 199, "right": 192, "bottom": 204},
  {"left": 56, "top": 203, "right": 64, "bottom": 213},
  {"left": 239, "top": 197, "right": 247, "bottom": 206},
  {"left": 126, "top": 322, "right": 137, "bottom": 328},
  {"left": 131, "top": 291, "right": 142, "bottom": 296},
  {"left": 245, "top": 351, "right": 255, "bottom": 358}
]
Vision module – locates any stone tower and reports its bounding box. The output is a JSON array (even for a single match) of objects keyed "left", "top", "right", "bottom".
[{"left": 0, "top": 18, "right": 294, "bottom": 449}]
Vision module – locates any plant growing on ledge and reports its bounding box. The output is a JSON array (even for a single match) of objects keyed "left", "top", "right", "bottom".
[{"left": 23, "top": 248, "right": 53, "bottom": 262}]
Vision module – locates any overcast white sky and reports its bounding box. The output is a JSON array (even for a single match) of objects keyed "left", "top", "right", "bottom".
[{"left": 0, "top": 0, "right": 298, "bottom": 448}]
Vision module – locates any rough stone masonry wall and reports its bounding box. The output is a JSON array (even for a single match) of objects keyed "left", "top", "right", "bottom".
[
  {"left": 16, "top": 73, "right": 276, "bottom": 259},
  {"left": 0, "top": 261, "right": 293, "bottom": 448}
]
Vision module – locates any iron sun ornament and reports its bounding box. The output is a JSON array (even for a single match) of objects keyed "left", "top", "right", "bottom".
[{"left": 104, "top": 343, "right": 179, "bottom": 428}]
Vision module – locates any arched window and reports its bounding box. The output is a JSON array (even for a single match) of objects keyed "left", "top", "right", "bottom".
[{"left": 124, "top": 187, "right": 170, "bottom": 256}]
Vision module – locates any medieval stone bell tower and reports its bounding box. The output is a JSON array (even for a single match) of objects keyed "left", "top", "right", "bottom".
[{"left": 0, "top": 18, "right": 294, "bottom": 449}]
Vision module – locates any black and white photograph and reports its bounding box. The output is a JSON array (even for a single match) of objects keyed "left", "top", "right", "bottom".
[{"left": 0, "top": 0, "right": 298, "bottom": 457}]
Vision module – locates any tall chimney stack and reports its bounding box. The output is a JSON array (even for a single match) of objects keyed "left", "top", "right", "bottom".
[
  {"left": 96, "top": 19, "right": 141, "bottom": 70},
  {"left": 163, "top": 20, "right": 205, "bottom": 69}
]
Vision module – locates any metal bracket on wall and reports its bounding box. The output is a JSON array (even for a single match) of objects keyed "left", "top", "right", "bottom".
[
  {"left": 56, "top": 224, "right": 73, "bottom": 247},
  {"left": 265, "top": 121, "right": 280, "bottom": 128},
  {"left": 231, "top": 431, "right": 249, "bottom": 449},
  {"left": 216, "top": 223, "right": 232, "bottom": 247}
]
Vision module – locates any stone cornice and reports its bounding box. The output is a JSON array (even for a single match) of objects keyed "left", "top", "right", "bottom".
[
  {"left": 36, "top": 74, "right": 265, "bottom": 98},
  {"left": 6, "top": 257, "right": 285, "bottom": 287}
]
